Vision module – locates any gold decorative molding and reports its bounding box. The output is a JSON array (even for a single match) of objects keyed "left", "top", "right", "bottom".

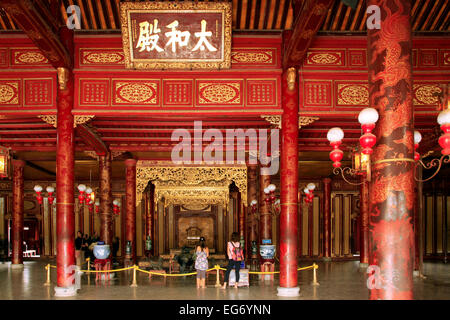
[
  {"left": 38, "top": 115, "right": 95, "bottom": 128},
  {"left": 57, "top": 67, "right": 69, "bottom": 90},
  {"left": 136, "top": 162, "right": 247, "bottom": 206},
  {"left": 261, "top": 115, "right": 319, "bottom": 129}
]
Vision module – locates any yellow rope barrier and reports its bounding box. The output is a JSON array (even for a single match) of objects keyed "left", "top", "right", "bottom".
[{"left": 44, "top": 263, "right": 318, "bottom": 277}]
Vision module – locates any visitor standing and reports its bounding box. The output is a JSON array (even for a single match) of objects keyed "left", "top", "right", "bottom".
[
  {"left": 112, "top": 236, "right": 119, "bottom": 262},
  {"left": 75, "top": 231, "right": 83, "bottom": 266},
  {"left": 222, "top": 232, "right": 244, "bottom": 289},
  {"left": 194, "top": 236, "right": 209, "bottom": 289}
]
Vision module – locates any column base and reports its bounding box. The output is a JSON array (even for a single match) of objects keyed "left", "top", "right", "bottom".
[
  {"left": 322, "top": 257, "right": 332, "bottom": 262},
  {"left": 54, "top": 285, "right": 78, "bottom": 297},
  {"left": 359, "top": 262, "right": 369, "bottom": 269},
  {"left": 10, "top": 263, "right": 24, "bottom": 270},
  {"left": 277, "top": 286, "right": 300, "bottom": 297}
]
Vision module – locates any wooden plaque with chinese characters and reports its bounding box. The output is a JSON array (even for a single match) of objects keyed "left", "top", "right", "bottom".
[{"left": 120, "top": 2, "right": 232, "bottom": 70}]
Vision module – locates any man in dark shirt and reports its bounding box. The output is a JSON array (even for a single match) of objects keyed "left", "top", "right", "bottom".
[{"left": 75, "top": 231, "right": 83, "bottom": 265}]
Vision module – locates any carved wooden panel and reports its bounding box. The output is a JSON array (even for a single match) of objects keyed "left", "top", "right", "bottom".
[
  {"left": 0, "top": 79, "right": 20, "bottom": 105},
  {"left": 10, "top": 49, "right": 50, "bottom": 67},
  {"left": 305, "top": 49, "right": 345, "bottom": 67},
  {"left": 348, "top": 49, "right": 366, "bottom": 67},
  {"left": 196, "top": 80, "right": 243, "bottom": 106},
  {"left": 0, "top": 49, "right": 8, "bottom": 68},
  {"left": 335, "top": 82, "right": 369, "bottom": 107},
  {"left": 112, "top": 79, "right": 160, "bottom": 106},
  {"left": 419, "top": 49, "right": 438, "bottom": 67},
  {"left": 303, "top": 80, "right": 332, "bottom": 106},
  {"left": 79, "top": 79, "right": 110, "bottom": 106},
  {"left": 246, "top": 79, "right": 277, "bottom": 106},
  {"left": 79, "top": 49, "right": 125, "bottom": 68},
  {"left": 441, "top": 50, "right": 450, "bottom": 66},
  {"left": 231, "top": 48, "right": 278, "bottom": 68},
  {"left": 24, "top": 79, "right": 53, "bottom": 106},
  {"left": 162, "top": 79, "right": 193, "bottom": 106},
  {"left": 413, "top": 83, "right": 445, "bottom": 106}
]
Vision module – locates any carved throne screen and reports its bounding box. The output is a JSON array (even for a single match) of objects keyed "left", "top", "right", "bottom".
[{"left": 186, "top": 227, "right": 202, "bottom": 247}]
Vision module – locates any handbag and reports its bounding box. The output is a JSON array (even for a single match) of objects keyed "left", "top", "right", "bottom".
[{"left": 231, "top": 242, "right": 244, "bottom": 261}]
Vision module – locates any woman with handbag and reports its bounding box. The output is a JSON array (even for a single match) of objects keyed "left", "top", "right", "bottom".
[
  {"left": 194, "top": 237, "right": 209, "bottom": 289},
  {"left": 221, "top": 232, "right": 244, "bottom": 289}
]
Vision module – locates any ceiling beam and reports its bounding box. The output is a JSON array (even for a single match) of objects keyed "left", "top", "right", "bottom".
[
  {"left": 75, "top": 124, "right": 109, "bottom": 156},
  {"left": 0, "top": 0, "right": 72, "bottom": 68},
  {"left": 283, "top": 0, "right": 334, "bottom": 68}
]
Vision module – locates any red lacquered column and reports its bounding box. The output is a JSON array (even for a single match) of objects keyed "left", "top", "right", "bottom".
[
  {"left": 259, "top": 169, "right": 271, "bottom": 243},
  {"left": 323, "top": 178, "right": 332, "bottom": 261},
  {"left": 360, "top": 178, "right": 369, "bottom": 267},
  {"left": 298, "top": 191, "right": 302, "bottom": 257},
  {"left": 125, "top": 159, "right": 137, "bottom": 263},
  {"left": 368, "top": 0, "right": 414, "bottom": 300},
  {"left": 146, "top": 184, "right": 154, "bottom": 256},
  {"left": 99, "top": 153, "right": 113, "bottom": 246},
  {"left": 278, "top": 67, "right": 299, "bottom": 297},
  {"left": 247, "top": 165, "right": 258, "bottom": 258},
  {"left": 11, "top": 160, "right": 25, "bottom": 268},
  {"left": 55, "top": 66, "right": 76, "bottom": 291}
]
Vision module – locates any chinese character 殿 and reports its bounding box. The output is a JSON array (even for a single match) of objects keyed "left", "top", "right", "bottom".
[{"left": 136, "top": 19, "right": 164, "bottom": 52}]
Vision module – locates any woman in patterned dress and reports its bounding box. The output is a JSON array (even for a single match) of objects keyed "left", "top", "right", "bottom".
[{"left": 195, "top": 237, "right": 209, "bottom": 289}]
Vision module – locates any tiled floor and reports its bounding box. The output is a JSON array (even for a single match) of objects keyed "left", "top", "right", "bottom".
[{"left": 0, "top": 259, "right": 448, "bottom": 300}]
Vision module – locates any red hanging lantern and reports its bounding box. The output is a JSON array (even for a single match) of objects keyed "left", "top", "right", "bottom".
[
  {"left": 358, "top": 108, "right": 379, "bottom": 155},
  {"left": 327, "top": 127, "right": 344, "bottom": 168},
  {"left": 438, "top": 110, "right": 450, "bottom": 155},
  {"left": 46, "top": 186, "right": 55, "bottom": 205},
  {"left": 414, "top": 131, "right": 422, "bottom": 161},
  {"left": 113, "top": 199, "right": 120, "bottom": 215},
  {"left": 34, "top": 185, "right": 43, "bottom": 204},
  {"left": 77, "top": 184, "right": 86, "bottom": 204},
  {"left": 85, "top": 187, "right": 92, "bottom": 205}
]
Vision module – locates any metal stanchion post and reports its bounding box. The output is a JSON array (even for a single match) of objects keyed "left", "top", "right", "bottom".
[
  {"left": 214, "top": 265, "right": 221, "bottom": 288},
  {"left": 312, "top": 263, "right": 320, "bottom": 286},
  {"left": 43, "top": 264, "right": 51, "bottom": 286},
  {"left": 130, "top": 265, "right": 138, "bottom": 287}
]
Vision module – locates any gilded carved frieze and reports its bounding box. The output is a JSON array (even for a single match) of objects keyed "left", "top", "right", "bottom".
[
  {"left": 154, "top": 184, "right": 230, "bottom": 208},
  {"left": 231, "top": 51, "right": 274, "bottom": 64},
  {"left": 136, "top": 162, "right": 247, "bottom": 206},
  {"left": 0, "top": 81, "right": 19, "bottom": 104},
  {"left": 261, "top": 115, "right": 319, "bottom": 129},
  {"left": 82, "top": 51, "right": 125, "bottom": 64},
  {"left": 337, "top": 84, "right": 369, "bottom": 105},
  {"left": 198, "top": 82, "right": 241, "bottom": 104},
  {"left": 413, "top": 84, "right": 442, "bottom": 105},
  {"left": 38, "top": 115, "right": 95, "bottom": 128}
]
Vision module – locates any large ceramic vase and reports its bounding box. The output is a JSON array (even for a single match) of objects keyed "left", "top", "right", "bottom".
[
  {"left": 259, "top": 244, "right": 276, "bottom": 260},
  {"left": 93, "top": 244, "right": 110, "bottom": 260}
]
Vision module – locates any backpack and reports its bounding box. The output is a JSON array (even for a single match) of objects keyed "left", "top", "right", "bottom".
[{"left": 231, "top": 242, "right": 244, "bottom": 261}]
